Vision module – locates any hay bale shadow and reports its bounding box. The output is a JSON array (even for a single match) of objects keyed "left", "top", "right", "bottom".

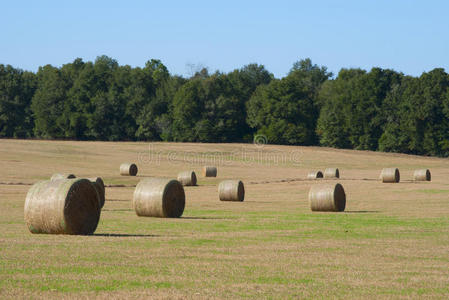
[
  {"left": 181, "top": 216, "right": 233, "bottom": 220},
  {"left": 106, "top": 199, "right": 129, "bottom": 202},
  {"left": 94, "top": 233, "right": 157, "bottom": 237},
  {"left": 344, "top": 210, "right": 380, "bottom": 213}
]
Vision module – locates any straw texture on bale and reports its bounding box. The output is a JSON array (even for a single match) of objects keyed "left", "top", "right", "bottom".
[
  {"left": 50, "top": 173, "right": 76, "bottom": 181},
  {"left": 177, "top": 171, "right": 197, "bottom": 186},
  {"left": 413, "top": 169, "right": 431, "bottom": 181},
  {"left": 202, "top": 166, "right": 217, "bottom": 177},
  {"left": 120, "top": 163, "right": 138, "bottom": 176},
  {"left": 308, "top": 183, "right": 346, "bottom": 212},
  {"left": 307, "top": 171, "right": 323, "bottom": 179},
  {"left": 380, "top": 168, "right": 400, "bottom": 183},
  {"left": 88, "top": 177, "right": 105, "bottom": 208},
  {"left": 218, "top": 180, "right": 245, "bottom": 202},
  {"left": 24, "top": 178, "right": 101, "bottom": 235},
  {"left": 324, "top": 168, "right": 340, "bottom": 179},
  {"left": 133, "top": 178, "right": 185, "bottom": 218}
]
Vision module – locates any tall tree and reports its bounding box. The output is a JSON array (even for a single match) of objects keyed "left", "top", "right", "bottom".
[
  {"left": 31, "top": 65, "right": 70, "bottom": 138},
  {"left": 0, "top": 65, "right": 36, "bottom": 138},
  {"left": 247, "top": 59, "right": 330, "bottom": 145},
  {"left": 317, "top": 68, "right": 402, "bottom": 150}
]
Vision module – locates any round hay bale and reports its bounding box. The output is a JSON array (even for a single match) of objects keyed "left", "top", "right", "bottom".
[
  {"left": 50, "top": 173, "right": 76, "bottom": 181},
  {"left": 88, "top": 177, "right": 105, "bottom": 208},
  {"left": 133, "top": 178, "right": 185, "bottom": 218},
  {"left": 120, "top": 163, "right": 138, "bottom": 176},
  {"left": 202, "top": 166, "right": 217, "bottom": 177},
  {"left": 307, "top": 171, "right": 323, "bottom": 180},
  {"left": 177, "top": 171, "right": 197, "bottom": 186},
  {"left": 413, "top": 169, "right": 431, "bottom": 181},
  {"left": 380, "top": 168, "right": 400, "bottom": 183},
  {"left": 308, "top": 183, "right": 346, "bottom": 212},
  {"left": 24, "top": 179, "right": 101, "bottom": 235},
  {"left": 218, "top": 180, "right": 245, "bottom": 202},
  {"left": 324, "top": 168, "right": 340, "bottom": 179}
]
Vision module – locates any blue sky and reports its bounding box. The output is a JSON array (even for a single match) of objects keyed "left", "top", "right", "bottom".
[{"left": 1, "top": 0, "right": 448, "bottom": 78}]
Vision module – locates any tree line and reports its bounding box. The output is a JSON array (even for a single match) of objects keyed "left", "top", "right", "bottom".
[{"left": 1, "top": 56, "right": 449, "bottom": 156}]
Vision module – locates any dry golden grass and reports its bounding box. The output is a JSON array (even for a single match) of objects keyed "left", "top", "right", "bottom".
[{"left": 1, "top": 139, "right": 449, "bottom": 299}]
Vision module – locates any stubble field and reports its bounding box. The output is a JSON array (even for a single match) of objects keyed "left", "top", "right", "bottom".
[{"left": 0, "top": 139, "right": 448, "bottom": 299}]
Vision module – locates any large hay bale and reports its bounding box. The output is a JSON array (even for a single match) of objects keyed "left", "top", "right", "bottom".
[
  {"left": 120, "top": 163, "right": 138, "bottom": 176},
  {"left": 380, "top": 168, "right": 400, "bottom": 183},
  {"left": 324, "top": 168, "right": 340, "bottom": 179},
  {"left": 24, "top": 179, "right": 101, "bottom": 235},
  {"left": 177, "top": 171, "right": 197, "bottom": 186},
  {"left": 50, "top": 173, "right": 76, "bottom": 181},
  {"left": 202, "top": 166, "right": 217, "bottom": 177},
  {"left": 307, "top": 171, "right": 323, "bottom": 180},
  {"left": 413, "top": 169, "right": 431, "bottom": 181},
  {"left": 308, "top": 183, "right": 346, "bottom": 212},
  {"left": 218, "top": 180, "right": 245, "bottom": 202},
  {"left": 88, "top": 177, "right": 105, "bottom": 208},
  {"left": 133, "top": 178, "right": 185, "bottom": 218}
]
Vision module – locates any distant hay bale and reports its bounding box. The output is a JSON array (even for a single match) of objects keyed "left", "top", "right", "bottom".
[
  {"left": 218, "top": 180, "right": 245, "bottom": 202},
  {"left": 50, "top": 173, "right": 76, "bottom": 181},
  {"left": 24, "top": 179, "right": 101, "bottom": 235},
  {"left": 120, "top": 163, "right": 138, "bottom": 176},
  {"left": 307, "top": 171, "right": 323, "bottom": 180},
  {"left": 88, "top": 177, "right": 105, "bottom": 208},
  {"left": 133, "top": 178, "right": 185, "bottom": 218},
  {"left": 177, "top": 171, "right": 197, "bottom": 186},
  {"left": 380, "top": 168, "right": 400, "bottom": 183},
  {"left": 413, "top": 169, "right": 431, "bottom": 181},
  {"left": 309, "top": 183, "right": 346, "bottom": 212},
  {"left": 324, "top": 168, "right": 340, "bottom": 179},
  {"left": 202, "top": 166, "right": 217, "bottom": 177}
]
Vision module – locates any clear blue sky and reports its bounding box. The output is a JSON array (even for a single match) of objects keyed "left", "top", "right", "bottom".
[{"left": 1, "top": 0, "right": 448, "bottom": 78}]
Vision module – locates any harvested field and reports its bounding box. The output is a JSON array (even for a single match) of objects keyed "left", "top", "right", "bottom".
[{"left": 1, "top": 139, "right": 449, "bottom": 299}]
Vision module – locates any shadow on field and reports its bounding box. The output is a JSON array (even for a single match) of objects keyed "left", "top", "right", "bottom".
[
  {"left": 0, "top": 181, "right": 33, "bottom": 186},
  {"left": 344, "top": 210, "right": 380, "bottom": 213},
  {"left": 106, "top": 199, "right": 130, "bottom": 202},
  {"left": 94, "top": 233, "right": 157, "bottom": 237},
  {"left": 181, "top": 216, "right": 232, "bottom": 220},
  {"left": 101, "top": 209, "right": 132, "bottom": 212},
  {"left": 105, "top": 185, "right": 137, "bottom": 188}
]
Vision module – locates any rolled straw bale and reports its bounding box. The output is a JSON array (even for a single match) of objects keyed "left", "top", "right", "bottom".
[
  {"left": 177, "top": 171, "right": 197, "bottom": 186},
  {"left": 120, "top": 163, "right": 138, "bottom": 176},
  {"left": 88, "top": 177, "right": 105, "bottom": 208},
  {"left": 307, "top": 171, "right": 323, "bottom": 180},
  {"left": 133, "top": 178, "right": 185, "bottom": 218},
  {"left": 308, "top": 183, "right": 346, "bottom": 212},
  {"left": 202, "top": 166, "right": 217, "bottom": 177},
  {"left": 324, "top": 168, "right": 340, "bottom": 179},
  {"left": 218, "top": 180, "right": 245, "bottom": 202},
  {"left": 50, "top": 173, "right": 76, "bottom": 181},
  {"left": 24, "top": 179, "right": 101, "bottom": 235},
  {"left": 380, "top": 168, "right": 400, "bottom": 183},
  {"left": 413, "top": 169, "right": 431, "bottom": 181}
]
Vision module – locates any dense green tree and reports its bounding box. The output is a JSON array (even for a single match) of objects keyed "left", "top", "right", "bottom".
[
  {"left": 134, "top": 60, "right": 178, "bottom": 141},
  {"left": 3, "top": 55, "right": 449, "bottom": 157},
  {"left": 0, "top": 65, "right": 36, "bottom": 138},
  {"left": 31, "top": 65, "right": 70, "bottom": 138},
  {"left": 171, "top": 64, "right": 272, "bottom": 143},
  {"left": 379, "top": 69, "right": 449, "bottom": 156},
  {"left": 317, "top": 68, "right": 402, "bottom": 150},
  {"left": 247, "top": 59, "right": 330, "bottom": 145},
  {"left": 171, "top": 79, "right": 205, "bottom": 141}
]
